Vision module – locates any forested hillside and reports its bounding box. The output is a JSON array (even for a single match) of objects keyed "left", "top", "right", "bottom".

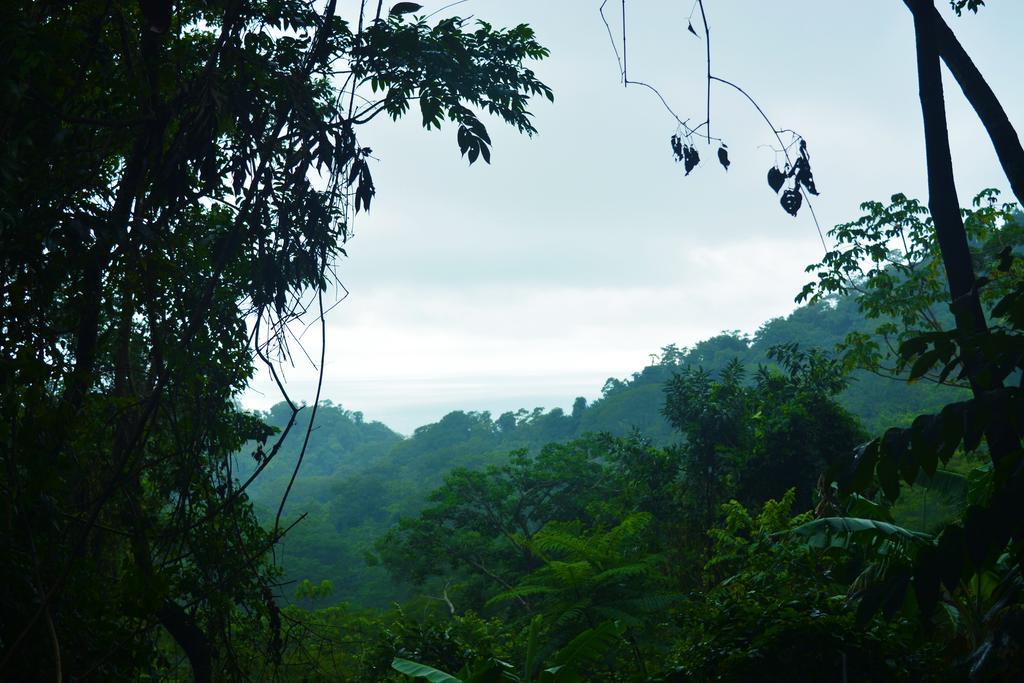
[{"left": 247, "top": 292, "right": 966, "bottom": 608}]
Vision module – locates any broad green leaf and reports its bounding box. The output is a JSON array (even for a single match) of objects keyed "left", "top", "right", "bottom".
[
  {"left": 790, "top": 517, "right": 931, "bottom": 549},
  {"left": 392, "top": 657, "right": 462, "bottom": 683}
]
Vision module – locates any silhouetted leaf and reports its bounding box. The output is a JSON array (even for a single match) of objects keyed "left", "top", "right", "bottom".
[
  {"left": 851, "top": 439, "right": 880, "bottom": 492},
  {"left": 951, "top": 0, "right": 986, "bottom": 16},
  {"left": 767, "top": 166, "right": 785, "bottom": 193},
  {"left": 687, "top": 21, "right": 698, "bottom": 37},
  {"left": 354, "top": 162, "right": 375, "bottom": 212},
  {"left": 390, "top": 3, "right": 423, "bottom": 16},
  {"left": 347, "top": 158, "right": 363, "bottom": 186},
  {"left": 878, "top": 432, "right": 902, "bottom": 500},
  {"left": 683, "top": 145, "right": 699, "bottom": 175},
  {"left": 909, "top": 350, "right": 938, "bottom": 382},
  {"left": 791, "top": 140, "right": 820, "bottom": 195},
  {"left": 780, "top": 187, "right": 802, "bottom": 216},
  {"left": 670, "top": 134, "right": 683, "bottom": 161},
  {"left": 792, "top": 157, "right": 819, "bottom": 196},
  {"left": 937, "top": 403, "right": 965, "bottom": 463},
  {"left": 717, "top": 145, "right": 730, "bottom": 171},
  {"left": 962, "top": 400, "right": 986, "bottom": 452},
  {"left": 911, "top": 415, "right": 939, "bottom": 477}
]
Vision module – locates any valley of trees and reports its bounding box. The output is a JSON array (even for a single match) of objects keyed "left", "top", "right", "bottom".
[
  {"left": 3, "top": 0, "right": 1024, "bottom": 681},
  {"left": 246, "top": 288, "right": 970, "bottom": 611}
]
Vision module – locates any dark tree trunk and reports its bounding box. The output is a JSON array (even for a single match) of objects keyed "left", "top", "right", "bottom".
[
  {"left": 909, "top": 0, "right": 1019, "bottom": 461},
  {"left": 159, "top": 602, "right": 213, "bottom": 683},
  {"left": 905, "top": 0, "right": 1024, "bottom": 205},
  {"left": 911, "top": 1, "right": 981, "bottom": 330}
]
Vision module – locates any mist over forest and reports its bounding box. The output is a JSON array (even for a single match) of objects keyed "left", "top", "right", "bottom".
[{"left": 5, "top": 1, "right": 1024, "bottom": 681}]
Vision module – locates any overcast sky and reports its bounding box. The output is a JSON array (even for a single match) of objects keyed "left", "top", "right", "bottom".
[{"left": 242, "top": 0, "right": 1024, "bottom": 434}]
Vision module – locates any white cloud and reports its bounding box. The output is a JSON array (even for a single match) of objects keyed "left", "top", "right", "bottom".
[{"left": 241, "top": 0, "right": 1024, "bottom": 433}]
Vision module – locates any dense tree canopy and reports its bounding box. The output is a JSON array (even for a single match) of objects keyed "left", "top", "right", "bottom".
[{"left": 0, "top": 1, "right": 551, "bottom": 679}]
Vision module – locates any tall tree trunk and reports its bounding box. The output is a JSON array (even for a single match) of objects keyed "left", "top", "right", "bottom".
[
  {"left": 909, "top": 0, "right": 1019, "bottom": 461},
  {"left": 904, "top": 0, "right": 1024, "bottom": 205}
]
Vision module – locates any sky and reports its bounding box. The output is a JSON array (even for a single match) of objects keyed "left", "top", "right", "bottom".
[{"left": 242, "top": 0, "right": 1024, "bottom": 434}]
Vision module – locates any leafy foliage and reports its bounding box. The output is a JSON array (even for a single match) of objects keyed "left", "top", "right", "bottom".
[
  {"left": 666, "top": 491, "right": 946, "bottom": 681},
  {"left": 487, "top": 514, "right": 673, "bottom": 632},
  {"left": 0, "top": 1, "right": 552, "bottom": 678},
  {"left": 663, "top": 347, "right": 865, "bottom": 516},
  {"left": 952, "top": 0, "right": 987, "bottom": 15},
  {"left": 798, "top": 190, "right": 1023, "bottom": 383},
  {"left": 392, "top": 620, "right": 624, "bottom": 683},
  {"left": 792, "top": 191, "right": 1024, "bottom": 677}
]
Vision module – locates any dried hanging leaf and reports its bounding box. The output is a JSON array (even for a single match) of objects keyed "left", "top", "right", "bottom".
[
  {"left": 794, "top": 139, "right": 819, "bottom": 195},
  {"left": 670, "top": 134, "right": 684, "bottom": 162},
  {"left": 683, "top": 144, "right": 700, "bottom": 175},
  {"left": 792, "top": 157, "right": 819, "bottom": 196},
  {"left": 780, "top": 187, "right": 803, "bottom": 216},
  {"left": 767, "top": 166, "right": 785, "bottom": 193},
  {"left": 717, "top": 145, "right": 730, "bottom": 171}
]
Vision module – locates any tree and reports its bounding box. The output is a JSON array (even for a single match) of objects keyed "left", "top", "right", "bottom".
[
  {"left": 377, "top": 439, "right": 611, "bottom": 606},
  {"left": 487, "top": 512, "right": 673, "bottom": 675},
  {"left": 905, "top": 2, "right": 1018, "bottom": 462},
  {"left": 0, "top": 1, "right": 552, "bottom": 679},
  {"left": 670, "top": 490, "right": 946, "bottom": 681},
  {"left": 799, "top": 189, "right": 1023, "bottom": 385},
  {"left": 662, "top": 350, "right": 864, "bottom": 528},
  {"left": 613, "top": 0, "right": 1024, "bottom": 651},
  {"left": 571, "top": 396, "right": 587, "bottom": 420}
]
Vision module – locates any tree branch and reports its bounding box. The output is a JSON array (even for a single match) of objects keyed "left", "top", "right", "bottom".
[{"left": 159, "top": 602, "right": 213, "bottom": 683}]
